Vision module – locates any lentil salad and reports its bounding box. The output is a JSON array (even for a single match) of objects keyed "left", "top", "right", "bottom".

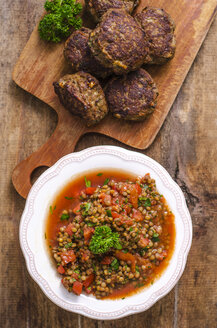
[{"left": 46, "top": 170, "right": 175, "bottom": 299}]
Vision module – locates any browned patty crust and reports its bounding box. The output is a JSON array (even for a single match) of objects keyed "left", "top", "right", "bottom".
[
  {"left": 64, "top": 28, "right": 111, "bottom": 78},
  {"left": 105, "top": 68, "right": 158, "bottom": 121},
  {"left": 89, "top": 9, "right": 148, "bottom": 75},
  {"left": 135, "top": 7, "right": 176, "bottom": 65},
  {"left": 85, "top": 0, "right": 139, "bottom": 22},
  {"left": 53, "top": 72, "right": 108, "bottom": 126}
]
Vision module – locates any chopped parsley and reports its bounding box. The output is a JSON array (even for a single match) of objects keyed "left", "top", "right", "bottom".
[
  {"left": 65, "top": 196, "right": 73, "bottom": 200},
  {"left": 65, "top": 242, "right": 72, "bottom": 249},
  {"left": 138, "top": 197, "right": 151, "bottom": 207},
  {"left": 97, "top": 173, "right": 103, "bottom": 176},
  {"left": 49, "top": 205, "right": 56, "bottom": 214},
  {"left": 81, "top": 203, "right": 91, "bottom": 216},
  {"left": 152, "top": 232, "right": 160, "bottom": 242},
  {"left": 103, "top": 178, "right": 110, "bottom": 186},
  {"left": 84, "top": 176, "right": 91, "bottom": 187},
  {"left": 106, "top": 209, "right": 112, "bottom": 217},
  {"left": 60, "top": 213, "right": 69, "bottom": 221},
  {"left": 111, "top": 258, "right": 119, "bottom": 271}
]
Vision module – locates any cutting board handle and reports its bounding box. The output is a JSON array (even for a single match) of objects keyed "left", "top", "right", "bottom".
[{"left": 12, "top": 123, "right": 82, "bottom": 199}]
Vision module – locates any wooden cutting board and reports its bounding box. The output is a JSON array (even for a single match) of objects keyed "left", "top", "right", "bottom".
[{"left": 12, "top": 0, "right": 217, "bottom": 198}]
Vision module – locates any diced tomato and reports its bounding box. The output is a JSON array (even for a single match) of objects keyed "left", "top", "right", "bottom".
[
  {"left": 85, "top": 187, "right": 96, "bottom": 195},
  {"left": 139, "top": 235, "right": 150, "bottom": 247},
  {"left": 72, "top": 203, "right": 81, "bottom": 214},
  {"left": 101, "top": 256, "right": 112, "bottom": 265},
  {"left": 65, "top": 223, "right": 75, "bottom": 236},
  {"left": 57, "top": 265, "right": 65, "bottom": 274},
  {"left": 72, "top": 281, "right": 83, "bottom": 295},
  {"left": 156, "top": 250, "right": 168, "bottom": 261},
  {"left": 135, "top": 254, "right": 150, "bottom": 267},
  {"left": 129, "top": 185, "right": 139, "bottom": 209},
  {"left": 83, "top": 273, "right": 95, "bottom": 288},
  {"left": 124, "top": 204, "right": 132, "bottom": 215},
  {"left": 135, "top": 184, "right": 142, "bottom": 195},
  {"left": 114, "top": 216, "right": 134, "bottom": 226},
  {"left": 111, "top": 211, "right": 120, "bottom": 219},
  {"left": 132, "top": 209, "right": 143, "bottom": 222},
  {"left": 84, "top": 227, "right": 95, "bottom": 242},
  {"left": 120, "top": 183, "right": 128, "bottom": 193},
  {"left": 60, "top": 250, "right": 76, "bottom": 265},
  {"left": 71, "top": 272, "right": 79, "bottom": 280},
  {"left": 81, "top": 249, "right": 91, "bottom": 262},
  {"left": 115, "top": 250, "right": 136, "bottom": 272},
  {"left": 112, "top": 196, "right": 123, "bottom": 206},
  {"left": 100, "top": 193, "right": 111, "bottom": 206}
]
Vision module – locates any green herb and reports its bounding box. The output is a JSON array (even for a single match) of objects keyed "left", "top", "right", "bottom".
[
  {"left": 143, "top": 184, "right": 149, "bottom": 190},
  {"left": 49, "top": 205, "right": 56, "bottom": 214},
  {"left": 89, "top": 225, "right": 122, "bottom": 254},
  {"left": 45, "top": 233, "right": 47, "bottom": 239},
  {"left": 129, "top": 227, "right": 133, "bottom": 232},
  {"left": 122, "top": 297, "right": 125, "bottom": 300},
  {"left": 103, "top": 178, "right": 109, "bottom": 186},
  {"left": 152, "top": 232, "right": 160, "bottom": 242},
  {"left": 115, "top": 199, "right": 119, "bottom": 204},
  {"left": 123, "top": 249, "right": 128, "bottom": 253},
  {"left": 151, "top": 281, "right": 154, "bottom": 285},
  {"left": 92, "top": 264, "right": 96, "bottom": 272},
  {"left": 65, "top": 242, "right": 72, "bottom": 248},
  {"left": 138, "top": 197, "right": 151, "bottom": 207},
  {"left": 111, "top": 258, "right": 119, "bottom": 271},
  {"left": 135, "top": 265, "right": 139, "bottom": 272},
  {"left": 65, "top": 196, "right": 73, "bottom": 200},
  {"left": 87, "top": 222, "right": 95, "bottom": 227},
  {"left": 144, "top": 198, "right": 151, "bottom": 207},
  {"left": 74, "top": 269, "right": 80, "bottom": 274},
  {"left": 49, "top": 245, "right": 52, "bottom": 248},
  {"left": 97, "top": 173, "right": 103, "bottom": 176},
  {"left": 106, "top": 209, "right": 112, "bottom": 217},
  {"left": 124, "top": 198, "right": 128, "bottom": 203},
  {"left": 60, "top": 213, "right": 70, "bottom": 221},
  {"left": 136, "top": 283, "right": 144, "bottom": 288},
  {"left": 38, "top": 0, "right": 82, "bottom": 43},
  {"left": 84, "top": 176, "right": 91, "bottom": 187},
  {"left": 81, "top": 203, "right": 91, "bottom": 216}
]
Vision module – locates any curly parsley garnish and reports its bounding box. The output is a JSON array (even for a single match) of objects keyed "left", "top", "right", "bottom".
[
  {"left": 89, "top": 225, "right": 122, "bottom": 254},
  {"left": 38, "top": 0, "right": 82, "bottom": 43}
]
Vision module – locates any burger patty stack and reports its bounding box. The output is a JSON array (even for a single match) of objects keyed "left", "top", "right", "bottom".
[{"left": 54, "top": 0, "right": 176, "bottom": 126}]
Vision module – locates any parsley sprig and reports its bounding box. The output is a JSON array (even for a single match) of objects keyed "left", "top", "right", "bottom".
[
  {"left": 38, "top": 0, "right": 82, "bottom": 43},
  {"left": 89, "top": 225, "right": 122, "bottom": 254}
]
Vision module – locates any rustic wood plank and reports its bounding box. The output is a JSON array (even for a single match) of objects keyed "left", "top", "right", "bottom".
[
  {"left": 0, "top": 0, "right": 217, "bottom": 327},
  {"left": 11, "top": 0, "right": 217, "bottom": 198}
]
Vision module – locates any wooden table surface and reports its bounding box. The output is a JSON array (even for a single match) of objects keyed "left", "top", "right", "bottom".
[{"left": 1, "top": 1, "right": 217, "bottom": 327}]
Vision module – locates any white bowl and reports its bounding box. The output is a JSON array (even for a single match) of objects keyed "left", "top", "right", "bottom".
[{"left": 20, "top": 146, "right": 192, "bottom": 320}]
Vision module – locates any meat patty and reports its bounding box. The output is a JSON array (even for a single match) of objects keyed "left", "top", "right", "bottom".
[
  {"left": 89, "top": 9, "right": 148, "bottom": 75},
  {"left": 135, "top": 7, "right": 176, "bottom": 65},
  {"left": 53, "top": 72, "right": 108, "bottom": 126},
  {"left": 85, "top": 0, "right": 139, "bottom": 23},
  {"left": 105, "top": 68, "right": 158, "bottom": 121},
  {"left": 64, "top": 27, "right": 111, "bottom": 79}
]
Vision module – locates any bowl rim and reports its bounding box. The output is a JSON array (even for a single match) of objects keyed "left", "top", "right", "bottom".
[{"left": 19, "top": 145, "right": 192, "bottom": 320}]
